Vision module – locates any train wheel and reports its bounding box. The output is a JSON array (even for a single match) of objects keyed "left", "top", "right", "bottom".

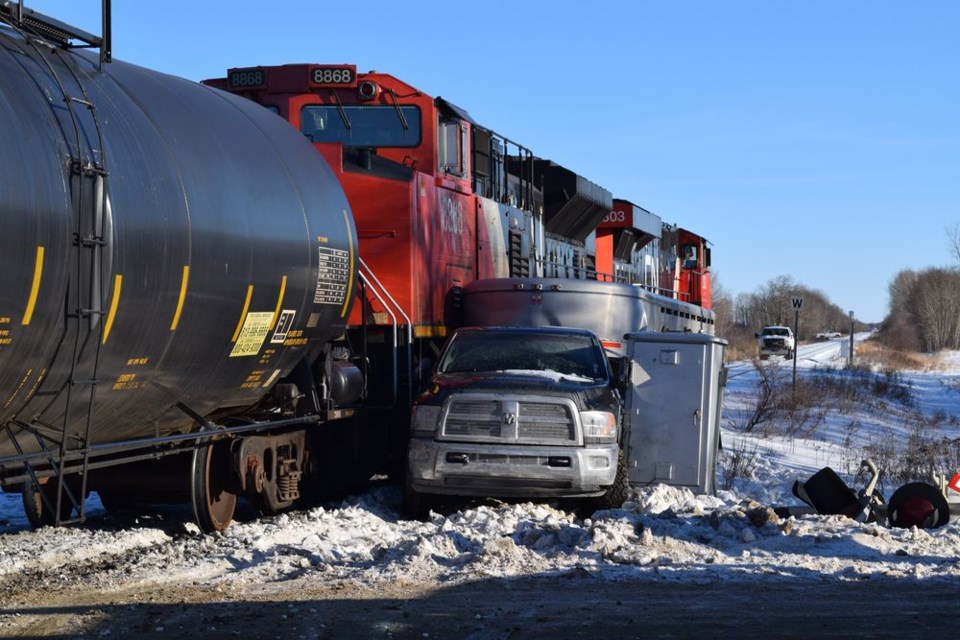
[
  {"left": 191, "top": 440, "right": 237, "bottom": 533},
  {"left": 22, "top": 479, "right": 75, "bottom": 528}
]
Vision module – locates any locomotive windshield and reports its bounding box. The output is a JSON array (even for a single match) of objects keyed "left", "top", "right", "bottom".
[{"left": 300, "top": 105, "right": 421, "bottom": 147}]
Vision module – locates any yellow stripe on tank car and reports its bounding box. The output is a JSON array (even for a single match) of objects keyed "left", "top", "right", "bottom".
[
  {"left": 340, "top": 209, "right": 355, "bottom": 318},
  {"left": 21, "top": 246, "right": 45, "bottom": 326},
  {"left": 270, "top": 275, "right": 287, "bottom": 330},
  {"left": 102, "top": 274, "right": 123, "bottom": 344},
  {"left": 231, "top": 285, "right": 254, "bottom": 342},
  {"left": 170, "top": 265, "right": 190, "bottom": 331}
]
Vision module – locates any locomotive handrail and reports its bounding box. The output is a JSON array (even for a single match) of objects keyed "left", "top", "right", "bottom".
[{"left": 357, "top": 257, "right": 413, "bottom": 409}]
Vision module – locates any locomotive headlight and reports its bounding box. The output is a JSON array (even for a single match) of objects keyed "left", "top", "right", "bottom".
[
  {"left": 410, "top": 404, "right": 442, "bottom": 437},
  {"left": 581, "top": 411, "right": 617, "bottom": 444},
  {"left": 358, "top": 80, "right": 380, "bottom": 101}
]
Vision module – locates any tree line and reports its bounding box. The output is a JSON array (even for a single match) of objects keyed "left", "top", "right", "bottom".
[
  {"left": 712, "top": 223, "right": 960, "bottom": 356},
  {"left": 875, "top": 224, "right": 960, "bottom": 352},
  {"left": 711, "top": 274, "right": 867, "bottom": 356}
]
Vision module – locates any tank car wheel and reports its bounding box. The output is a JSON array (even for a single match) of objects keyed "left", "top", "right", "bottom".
[
  {"left": 22, "top": 479, "right": 75, "bottom": 528},
  {"left": 191, "top": 439, "right": 238, "bottom": 533}
]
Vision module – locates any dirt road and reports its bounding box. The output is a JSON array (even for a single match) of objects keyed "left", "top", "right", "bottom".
[{"left": 2, "top": 572, "right": 956, "bottom": 639}]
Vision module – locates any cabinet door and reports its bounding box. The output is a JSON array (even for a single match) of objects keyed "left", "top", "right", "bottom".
[{"left": 626, "top": 342, "right": 707, "bottom": 489}]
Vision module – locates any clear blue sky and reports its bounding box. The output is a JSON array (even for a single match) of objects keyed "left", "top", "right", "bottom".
[{"left": 31, "top": 1, "right": 960, "bottom": 323}]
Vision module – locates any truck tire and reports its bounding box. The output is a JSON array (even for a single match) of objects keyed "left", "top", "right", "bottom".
[
  {"left": 584, "top": 448, "right": 629, "bottom": 514},
  {"left": 402, "top": 474, "right": 434, "bottom": 521}
]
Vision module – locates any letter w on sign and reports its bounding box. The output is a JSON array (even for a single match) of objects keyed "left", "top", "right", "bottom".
[{"left": 791, "top": 297, "right": 804, "bottom": 311}]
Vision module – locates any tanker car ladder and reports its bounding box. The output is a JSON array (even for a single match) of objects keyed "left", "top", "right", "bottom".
[{"left": 1, "top": 5, "right": 112, "bottom": 526}]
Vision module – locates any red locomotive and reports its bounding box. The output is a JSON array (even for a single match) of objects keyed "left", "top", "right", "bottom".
[{"left": 205, "top": 64, "right": 713, "bottom": 360}]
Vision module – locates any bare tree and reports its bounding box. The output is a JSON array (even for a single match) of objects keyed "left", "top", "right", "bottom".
[
  {"left": 710, "top": 272, "right": 734, "bottom": 338},
  {"left": 906, "top": 268, "right": 960, "bottom": 351},
  {"left": 947, "top": 223, "right": 960, "bottom": 265}
]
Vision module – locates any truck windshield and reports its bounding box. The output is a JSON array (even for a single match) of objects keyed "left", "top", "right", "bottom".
[{"left": 438, "top": 332, "right": 606, "bottom": 380}]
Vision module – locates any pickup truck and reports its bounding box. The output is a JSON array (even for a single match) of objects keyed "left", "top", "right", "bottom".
[
  {"left": 757, "top": 325, "right": 795, "bottom": 359},
  {"left": 404, "top": 326, "right": 628, "bottom": 518}
]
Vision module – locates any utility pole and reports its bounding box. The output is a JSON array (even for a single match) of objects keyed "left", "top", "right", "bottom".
[{"left": 849, "top": 310, "right": 855, "bottom": 366}]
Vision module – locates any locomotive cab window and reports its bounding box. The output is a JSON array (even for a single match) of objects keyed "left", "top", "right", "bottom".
[
  {"left": 300, "top": 105, "right": 421, "bottom": 147},
  {"left": 681, "top": 244, "right": 698, "bottom": 269},
  {"left": 438, "top": 119, "right": 468, "bottom": 177}
]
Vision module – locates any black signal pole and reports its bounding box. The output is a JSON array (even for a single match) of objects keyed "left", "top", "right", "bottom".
[{"left": 793, "top": 308, "right": 799, "bottom": 389}]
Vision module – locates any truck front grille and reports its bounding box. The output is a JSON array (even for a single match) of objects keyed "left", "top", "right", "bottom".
[
  {"left": 445, "top": 399, "right": 502, "bottom": 437},
  {"left": 518, "top": 402, "right": 575, "bottom": 441},
  {"left": 442, "top": 397, "right": 577, "bottom": 444}
]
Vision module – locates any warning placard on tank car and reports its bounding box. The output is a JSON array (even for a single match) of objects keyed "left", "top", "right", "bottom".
[
  {"left": 230, "top": 311, "right": 274, "bottom": 357},
  {"left": 314, "top": 246, "right": 350, "bottom": 305},
  {"left": 271, "top": 309, "right": 296, "bottom": 344}
]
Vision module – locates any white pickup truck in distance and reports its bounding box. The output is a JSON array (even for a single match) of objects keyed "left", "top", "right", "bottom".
[{"left": 757, "top": 325, "right": 795, "bottom": 359}]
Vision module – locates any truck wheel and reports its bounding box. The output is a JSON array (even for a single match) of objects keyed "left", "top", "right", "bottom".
[
  {"left": 584, "top": 448, "right": 629, "bottom": 514},
  {"left": 402, "top": 474, "right": 434, "bottom": 521}
]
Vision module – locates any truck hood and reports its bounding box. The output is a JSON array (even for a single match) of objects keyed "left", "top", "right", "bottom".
[{"left": 417, "top": 371, "right": 617, "bottom": 411}]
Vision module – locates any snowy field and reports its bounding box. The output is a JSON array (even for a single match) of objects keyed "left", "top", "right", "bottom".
[{"left": 3, "top": 335, "right": 960, "bottom": 603}]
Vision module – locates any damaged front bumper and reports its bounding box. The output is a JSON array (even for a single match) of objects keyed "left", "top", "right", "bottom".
[{"left": 407, "top": 438, "right": 619, "bottom": 498}]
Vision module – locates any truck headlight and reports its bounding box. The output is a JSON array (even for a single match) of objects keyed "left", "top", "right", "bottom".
[
  {"left": 581, "top": 411, "right": 617, "bottom": 444},
  {"left": 410, "top": 404, "right": 441, "bottom": 437}
]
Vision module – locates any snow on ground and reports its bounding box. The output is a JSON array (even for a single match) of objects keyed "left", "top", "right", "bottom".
[{"left": 4, "top": 335, "right": 960, "bottom": 593}]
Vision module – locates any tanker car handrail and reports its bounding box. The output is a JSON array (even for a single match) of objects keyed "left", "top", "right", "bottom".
[
  {"left": 0, "top": 0, "right": 111, "bottom": 66},
  {"left": 0, "top": 413, "right": 324, "bottom": 487}
]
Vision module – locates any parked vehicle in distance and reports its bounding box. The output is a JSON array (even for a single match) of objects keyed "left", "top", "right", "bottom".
[
  {"left": 404, "top": 326, "right": 628, "bottom": 518},
  {"left": 816, "top": 330, "right": 842, "bottom": 339},
  {"left": 757, "top": 326, "right": 795, "bottom": 359}
]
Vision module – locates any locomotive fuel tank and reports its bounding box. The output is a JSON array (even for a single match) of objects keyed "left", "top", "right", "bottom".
[{"left": 0, "top": 28, "right": 357, "bottom": 462}]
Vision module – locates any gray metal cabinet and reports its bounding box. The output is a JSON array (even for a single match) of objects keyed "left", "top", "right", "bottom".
[{"left": 624, "top": 332, "right": 727, "bottom": 495}]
